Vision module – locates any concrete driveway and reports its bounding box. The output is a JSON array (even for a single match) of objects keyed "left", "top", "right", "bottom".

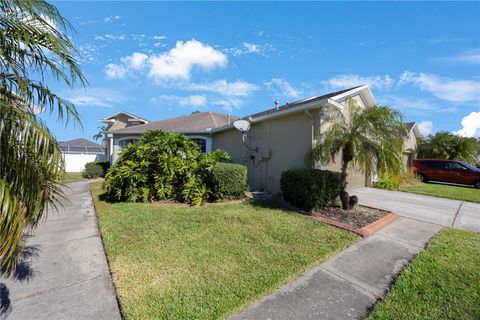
[
  {"left": 350, "top": 187, "right": 480, "bottom": 232},
  {"left": 0, "top": 181, "right": 121, "bottom": 320}
]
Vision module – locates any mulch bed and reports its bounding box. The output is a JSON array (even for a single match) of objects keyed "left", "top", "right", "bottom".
[{"left": 313, "top": 206, "right": 388, "bottom": 229}]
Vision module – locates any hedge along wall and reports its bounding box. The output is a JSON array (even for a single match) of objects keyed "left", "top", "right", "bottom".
[
  {"left": 280, "top": 168, "right": 341, "bottom": 211},
  {"left": 210, "top": 163, "right": 247, "bottom": 200}
]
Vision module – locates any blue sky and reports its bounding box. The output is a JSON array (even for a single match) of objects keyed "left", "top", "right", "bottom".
[{"left": 44, "top": 1, "right": 480, "bottom": 141}]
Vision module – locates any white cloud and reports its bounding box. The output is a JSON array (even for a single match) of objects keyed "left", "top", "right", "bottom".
[
  {"left": 148, "top": 39, "right": 227, "bottom": 81},
  {"left": 106, "top": 40, "right": 228, "bottom": 81},
  {"left": 243, "top": 42, "right": 260, "bottom": 53},
  {"left": 321, "top": 74, "right": 395, "bottom": 90},
  {"left": 150, "top": 94, "right": 208, "bottom": 107},
  {"left": 105, "top": 63, "right": 127, "bottom": 79},
  {"left": 67, "top": 88, "right": 125, "bottom": 108},
  {"left": 121, "top": 52, "right": 149, "bottom": 70},
  {"left": 399, "top": 71, "right": 480, "bottom": 102},
  {"left": 224, "top": 42, "right": 272, "bottom": 57},
  {"left": 212, "top": 98, "right": 243, "bottom": 112},
  {"left": 104, "top": 15, "right": 121, "bottom": 23},
  {"left": 186, "top": 79, "right": 258, "bottom": 96},
  {"left": 153, "top": 35, "right": 167, "bottom": 40},
  {"left": 382, "top": 96, "right": 456, "bottom": 113},
  {"left": 68, "top": 96, "right": 113, "bottom": 108},
  {"left": 179, "top": 95, "right": 208, "bottom": 107},
  {"left": 440, "top": 53, "right": 480, "bottom": 64},
  {"left": 417, "top": 121, "right": 433, "bottom": 136},
  {"left": 264, "top": 78, "right": 301, "bottom": 99},
  {"left": 456, "top": 111, "right": 480, "bottom": 138},
  {"left": 95, "top": 34, "right": 126, "bottom": 41}
]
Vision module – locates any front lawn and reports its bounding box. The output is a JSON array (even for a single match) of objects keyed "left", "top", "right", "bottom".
[
  {"left": 91, "top": 182, "right": 358, "bottom": 320},
  {"left": 401, "top": 182, "right": 480, "bottom": 203},
  {"left": 368, "top": 228, "right": 480, "bottom": 320},
  {"left": 64, "top": 172, "right": 85, "bottom": 183}
]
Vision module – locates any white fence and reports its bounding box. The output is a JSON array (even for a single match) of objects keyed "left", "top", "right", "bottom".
[{"left": 63, "top": 153, "right": 106, "bottom": 172}]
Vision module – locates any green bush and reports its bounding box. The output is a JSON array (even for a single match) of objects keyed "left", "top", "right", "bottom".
[
  {"left": 280, "top": 168, "right": 341, "bottom": 211},
  {"left": 209, "top": 163, "right": 247, "bottom": 200},
  {"left": 83, "top": 162, "right": 104, "bottom": 179},
  {"left": 102, "top": 131, "right": 231, "bottom": 205},
  {"left": 95, "top": 161, "right": 110, "bottom": 174},
  {"left": 374, "top": 179, "right": 399, "bottom": 191}
]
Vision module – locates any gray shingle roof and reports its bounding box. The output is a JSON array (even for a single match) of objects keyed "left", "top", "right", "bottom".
[
  {"left": 249, "top": 86, "right": 364, "bottom": 119},
  {"left": 404, "top": 122, "right": 416, "bottom": 131},
  {"left": 59, "top": 138, "right": 104, "bottom": 154},
  {"left": 110, "top": 111, "right": 239, "bottom": 134}
]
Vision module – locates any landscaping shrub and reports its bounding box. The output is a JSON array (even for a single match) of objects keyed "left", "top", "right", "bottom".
[
  {"left": 373, "top": 179, "right": 399, "bottom": 191},
  {"left": 209, "top": 163, "right": 247, "bottom": 200},
  {"left": 82, "top": 162, "right": 104, "bottom": 179},
  {"left": 375, "top": 169, "right": 419, "bottom": 190},
  {"left": 280, "top": 168, "right": 341, "bottom": 211},
  {"left": 95, "top": 161, "right": 110, "bottom": 174},
  {"left": 102, "top": 130, "right": 231, "bottom": 205}
]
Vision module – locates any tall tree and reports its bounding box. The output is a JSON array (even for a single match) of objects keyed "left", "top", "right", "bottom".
[
  {"left": 417, "top": 132, "right": 479, "bottom": 163},
  {"left": 0, "top": 0, "right": 85, "bottom": 273},
  {"left": 306, "top": 100, "right": 408, "bottom": 210}
]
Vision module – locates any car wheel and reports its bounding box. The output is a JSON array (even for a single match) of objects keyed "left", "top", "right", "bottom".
[
  {"left": 417, "top": 173, "right": 428, "bottom": 183},
  {"left": 474, "top": 181, "right": 480, "bottom": 189}
]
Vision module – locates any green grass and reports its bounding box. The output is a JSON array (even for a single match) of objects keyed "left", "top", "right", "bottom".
[
  {"left": 368, "top": 228, "right": 480, "bottom": 320},
  {"left": 64, "top": 172, "right": 85, "bottom": 183},
  {"left": 401, "top": 182, "right": 480, "bottom": 203},
  {"left": 91, "top": 182, "right": 358, "bottom": 320}
]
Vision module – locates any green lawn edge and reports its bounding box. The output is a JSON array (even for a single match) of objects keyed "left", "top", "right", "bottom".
[
  {"left": 90, "top": 181, "right": 358, "bottom": 319},
  {"left": 400, "top": 183, "right": 480, "bottom": 203},
  {"left": 368, "top": 228, "right": 480, "bottom": 320}
]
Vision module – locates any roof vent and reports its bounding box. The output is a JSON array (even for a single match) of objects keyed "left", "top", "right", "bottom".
[{"left": 275, "top": 100, "right": 280, "bottom": 110}]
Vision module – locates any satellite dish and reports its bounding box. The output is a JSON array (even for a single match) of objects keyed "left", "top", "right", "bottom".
[{"left": 233, "top": 119, "right": 250, "bottom": 132}]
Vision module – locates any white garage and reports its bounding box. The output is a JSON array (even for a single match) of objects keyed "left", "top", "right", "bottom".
[{"left": 59, "top": 138, "right": 106, "bottom": 172}]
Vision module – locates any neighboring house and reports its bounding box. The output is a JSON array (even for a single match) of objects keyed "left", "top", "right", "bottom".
[
  {"left": 101, "top": 111, "right": 237, "bottom": 162},
  {"left": 100, "top": 85, "right": 419, "bottom": 193},
  {"left": 59, "top": 138, "right": 105, "bottom": 172}
]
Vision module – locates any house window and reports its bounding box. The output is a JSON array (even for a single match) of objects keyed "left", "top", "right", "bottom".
[
  {"left": 119, "top": 138, "right": 138, "bottom": 148},
  {"left": 191, "top": 138, "right": 207, "bottom": 153}
]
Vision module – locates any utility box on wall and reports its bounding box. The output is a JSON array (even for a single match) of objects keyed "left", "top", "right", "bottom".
[{"left": 262, "top": 149, "right": 271, "bottom": 160}]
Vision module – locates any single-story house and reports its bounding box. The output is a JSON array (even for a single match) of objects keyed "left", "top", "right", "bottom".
[
  {"left": 59, "top": 138, "right": 105, "bottom": 172},
  {"left": 100, "top": 85, "right": 420, "bottom": 193}
]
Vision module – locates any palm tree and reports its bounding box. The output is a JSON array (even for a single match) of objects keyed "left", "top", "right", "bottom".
[
  {"left": 306, "top": 99, "right": 408, "bottom": 210},
  {"left": 0, "top": 0, "right": 85, "bottom": 273},
  {"left": 417, "top": 132, "right": 479, "bottom": 163},
  {"left": 93, "top": 126, "right": 107, "bottom": 141}
]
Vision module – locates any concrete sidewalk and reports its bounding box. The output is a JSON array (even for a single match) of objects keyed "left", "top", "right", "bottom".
[
  {"left": 231, "top": 217, "right": 442, "bottom": 320},
  {"left": 0, "top": 181, "right": 121, "bottom": 320},
  {"left": 232, "top": 188, "right": 479, "bottom": 319}
]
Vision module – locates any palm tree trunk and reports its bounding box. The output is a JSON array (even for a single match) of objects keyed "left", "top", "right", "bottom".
[
  {"left": 339, "top": 159, "right": 350, "bottom": 210},
  {"left": 340, "top": 144, "right": 353, "bottom": 210}
]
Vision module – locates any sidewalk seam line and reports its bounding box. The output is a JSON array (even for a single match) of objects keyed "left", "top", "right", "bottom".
[
  {"left": 451, "top": 201, "right": 464, "bottom": 227},
  {"left": 12, "top": 274, "right": 105, "bottom": 302},
  {"left": 375, "top": 233, "right": 425, "bottom": 250},
  {"left": 317, "top": 265, "right": 381, "bottom": 299}
]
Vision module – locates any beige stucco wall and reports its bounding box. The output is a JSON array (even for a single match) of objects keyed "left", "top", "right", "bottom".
[
  {"left": 214, "top": 112, "right": 312, "bottom": 193},
  {"left": 213, "top": 104, "right": 369, "bottom": 193}
]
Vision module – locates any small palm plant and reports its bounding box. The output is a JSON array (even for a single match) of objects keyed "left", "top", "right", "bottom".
[
  {"left": 306, "top": 99, "right": 408, "bottom": 210},
  {"left": 0, "top": 0, "right": 85, "bottom": 273},
  {"left": 93, "top": 126, "right": 108, "bottom": 141}
]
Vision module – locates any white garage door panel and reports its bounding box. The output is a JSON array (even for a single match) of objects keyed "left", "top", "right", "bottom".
[{"left": 64, "top": 154, "right": 105, "bottom": 172}]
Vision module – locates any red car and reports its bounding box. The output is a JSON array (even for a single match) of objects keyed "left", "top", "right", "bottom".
[{"left": 413, "top": 159, "right": 480, "bottom": 189}]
